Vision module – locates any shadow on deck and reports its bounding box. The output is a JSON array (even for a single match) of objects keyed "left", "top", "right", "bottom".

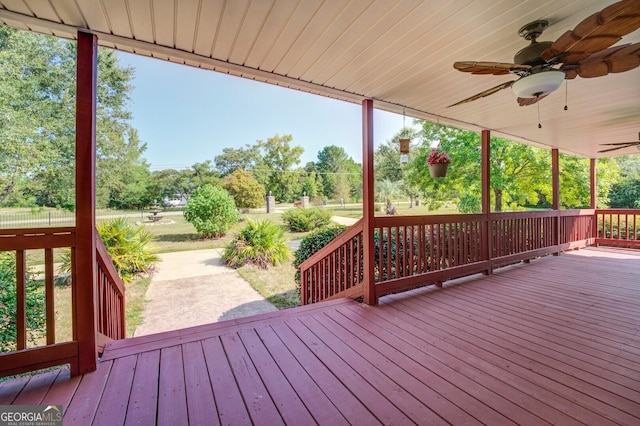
[{"left": 1, "top": 248, "right": 639, "bottom": 425}]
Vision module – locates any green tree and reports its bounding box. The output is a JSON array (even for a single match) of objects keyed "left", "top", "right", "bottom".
[
  {"left": 300, "top": 170, "right": 320, "bottom": 198},
  {"left": 616, "top": 154, "right": 640, "bottom": 179},
  {"left": 258, "top": 134, "right": 304, "bottom": 202},
  {"left": 222, "top": 169, "right": 266, "bottom": 209},
  {"left": 0, "top": 27, "right": 149, "bottom": 209},
  {"left": 149, "top": 168, "right": 191, "bottom": 203},
  {"left": 314, "top": 145, "right": 361, "bottom": 201},
  {"left": 375, "top": 128, "right": 421, "bottom": 207},
  {"left": 107, "top": 129, "right": 154, "bottom": 209},
  {"left": 214, "top": 145, "right": 263, "bottom": 176},
  {"left": 190, "top": 161, "right": 221, "bottom": 190},
  {"left": 409, "top": 121, "right": 550, "bottom": 212},
  {"left": 608, "top": 178, "right": 640, "bottom": 208},
  {"left": 184, "top": 184, "right": 240, "bottom": 238},
  {"left": 376, "top": 179, "right": 402, "bottom": 214}
]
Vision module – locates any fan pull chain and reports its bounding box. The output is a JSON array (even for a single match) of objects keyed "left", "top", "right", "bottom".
[
  {"left": 537, "top": 98, "right": 542, "bottom": 129},
  {"left": 564, "top": 81, "right": 568, "bottom": 111}
]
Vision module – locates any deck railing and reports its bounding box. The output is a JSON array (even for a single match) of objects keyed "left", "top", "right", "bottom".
[
  {"left": 299, "top": 219, "right": 364, "bottom": 304},
  {"left": 0, "top": 227, "right": 125, "bottom": 378},
  {"left": 301, "top": 209, "right": 600, "bottom": 305},
  {"left": 0, "top": 227, "right": 79, "bottom": 377},
  {"left": 96, "top": 235, "right": 126, "bottom": 345},
  {"left": 596, "top": 209, "right": 640, "bottom": 248}
]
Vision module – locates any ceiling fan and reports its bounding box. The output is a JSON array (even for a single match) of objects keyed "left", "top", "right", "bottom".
[
  {"left": 449, "top": 0, "right": 640, "bottom": 108},
  {"left": 598, "top": 132, "right": 640, "bottom": 152}
]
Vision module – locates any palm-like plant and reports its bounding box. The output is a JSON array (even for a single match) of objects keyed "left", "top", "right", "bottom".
[
  {"left": 223, "top": 219, "right": 291, "bottom": 269},
  {"left": 60, "top": 217, "right": 158, "bottom": 283},
  {"left": 376, "top": 179, "right": 402, "bottom": 214}
]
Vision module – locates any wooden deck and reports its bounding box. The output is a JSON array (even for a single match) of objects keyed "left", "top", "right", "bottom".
[{"left": 2, "top": 247, "right": 639, "bottom": 425}]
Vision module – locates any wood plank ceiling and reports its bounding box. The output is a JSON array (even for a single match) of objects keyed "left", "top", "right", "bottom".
[{"left": 1, "top": 0, "right": 639, "bottom": 158}]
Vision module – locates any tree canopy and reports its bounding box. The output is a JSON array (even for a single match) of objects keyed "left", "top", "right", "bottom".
[{"left": 0, "top": 27, "right": 150, "bottom": 209}]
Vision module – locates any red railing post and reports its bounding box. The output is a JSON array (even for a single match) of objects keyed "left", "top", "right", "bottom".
[
  {"left": 551, "top": 148, "right": 560, "bottom": 255},
  {"left": 362, "top": 99, "right": 377, "bottom": 305},
  {"left": 481, "top": 129, "right": 492, "bottom": 274},
  {"left": 75, "top": 30, "right": 99, "bottom": 374}
]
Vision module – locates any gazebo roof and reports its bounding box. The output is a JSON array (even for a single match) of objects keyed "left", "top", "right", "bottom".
[{"left": 1, "top": 0, "right": 639, "bottom": 158}]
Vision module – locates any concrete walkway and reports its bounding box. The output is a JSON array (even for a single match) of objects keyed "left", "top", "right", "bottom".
[
  {"left": 134, "top": 249, "right": 277, "bottom": 336},
  {"left": 134, "top": 216, "right": 360, "bottom": 337}
]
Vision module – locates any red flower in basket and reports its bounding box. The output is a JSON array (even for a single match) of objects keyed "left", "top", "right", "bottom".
[
  {"left": 427, "top": 149, "right": 450, "bottom": 177},
  {"left": 427, "top": 149, "right": 451, "bottom": 165}
]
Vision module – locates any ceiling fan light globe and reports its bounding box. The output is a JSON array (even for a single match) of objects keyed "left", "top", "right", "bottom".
[{"left": 511, "top": 70, "right": 565, "bottom": 98}]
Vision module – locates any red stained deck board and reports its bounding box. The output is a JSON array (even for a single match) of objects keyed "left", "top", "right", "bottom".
[
  {"left": 0, "top": 376, "right": 29, "bottom": 405},
  {"left": 254, "top": 325, "right": 349, "bottom": 425},
  {"left": 11, "top": 369, "right": 60, "bottom": 405},
  {"left": 285, "top": 317, "right": 413, "bottom": 425},
  {"left": 398, "top": 280, "right": 640, "bottom": 391},
  {"left": 124, "top": 350, "right": 160, "bottom": 426},
  {"left": 449, "top": 274, "right": 640, "bottom": 349},
  {"left": 181, "top": 341, "right": 219, "bottom": 426},
  {"left": 446, "top": 278, "right": 640, "bottom": 359},
  {"left": 93, "top": 355, "right": 137, "bottom": 426},
  {"left": 379, "top": 294, "right": 639, "bottom": 425},
  {"left": 237, "top": 328, "right": 315, "bottom": 425},
  {"left": 339, "top": 304, "right": 552, "bottom": 425},
  {"left": 42, "top": 369, "right": 81, "bottom": 410},
  {"left": 268, "top": 321, "right": 380, "bottom": 424},
  {"left": 64, "top": 360, "right": 112, "bottom": 423},
  {"left": 425, "top": 283, "right": 640, "bottom": 369},
  {"left": 303, "top": 314, "right": 459, "bottom": 425},
  {"left": 219, "top": 333, "right": 284, "bottom": 425},
  {"left": 157, "top": 345, "right": 188, "bottom": 425},
  {"left": 201, "top": 337, "right": 251, "bottom": 424},
  {"left": 321, "top": 308, "right": 515, "bottom": 426}
]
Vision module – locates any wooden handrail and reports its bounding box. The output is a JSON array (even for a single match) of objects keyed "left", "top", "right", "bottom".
[
  {"left": 299, "top": 219, "right": 364, "bottom": 305},
  {"left": 299, "top": 218, "right": 364, "bottom": 270},
  {"left": 95, "top": 234, "right": 126, "bottom": 341},
  {"left": 595, "top": 208, "right": 640, "bottom": 248},
  {"left": 300, "top": 209, "right": 608, "bottom": 305},
  {"left": 95, "top": 236, "right": 125, "bottom": 297}
]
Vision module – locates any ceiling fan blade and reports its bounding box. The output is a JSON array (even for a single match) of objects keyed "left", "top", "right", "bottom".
[
  {"left": 517, "top": 94, "right": 549, "bottom": 107},
  {"left": 597, "top": 143, "right": 639, "bottom": 153},
  {"left": 541, "top": 0, "right": 640, "bottom": 63},
  {"left": 572, "top": 42, "right": 640, "bottom": 78},
  {"left": 448, "top": 81, "right": 514, "bottom": 107},
  {"left": 453, "top": 61, "right": 531, "bottom": 75},
  {"left": 599, "top": 141, "right": 640, "bottom": 145}
]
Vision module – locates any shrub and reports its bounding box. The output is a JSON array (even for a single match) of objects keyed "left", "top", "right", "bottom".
[
  {"left": 282, "top": 207, "right": 331, "bottom": 232},
  {"left": 60, "top": 218, "right": 158, "bottom": 283},
  {"left": 293, "top": 225, "right": 347, "bottom": 284},
  {"left": 184, "top": 184, "right": 240, "bottom": 238},
  {"left": 222, "top": 169, "right": 266, "bottom": 209},
  {"left": 0, "top": 252, "right": 46, "bottom": 352},
  {"left": 222, "top": 219, "right": 291, "bottom": 269}
]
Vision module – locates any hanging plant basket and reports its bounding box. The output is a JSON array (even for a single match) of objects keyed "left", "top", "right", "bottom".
[
  {"left": 426, "top": 148, "right": 451, "bottom": 178},
  {"left": 429, "top": 163, "right": 448, "bottom": 178}
]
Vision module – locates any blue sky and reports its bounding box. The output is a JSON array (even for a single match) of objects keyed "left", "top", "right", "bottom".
[{"left": 117, "top": 52, "right": 409, "bottom": 171}]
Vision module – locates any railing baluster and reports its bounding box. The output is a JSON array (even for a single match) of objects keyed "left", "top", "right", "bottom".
[
  {"left": 45, "top": 248, "right": 55, "bottom": 345},
  {"left": 16, "top": 250, "right": 27, "bottom": 350}
]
